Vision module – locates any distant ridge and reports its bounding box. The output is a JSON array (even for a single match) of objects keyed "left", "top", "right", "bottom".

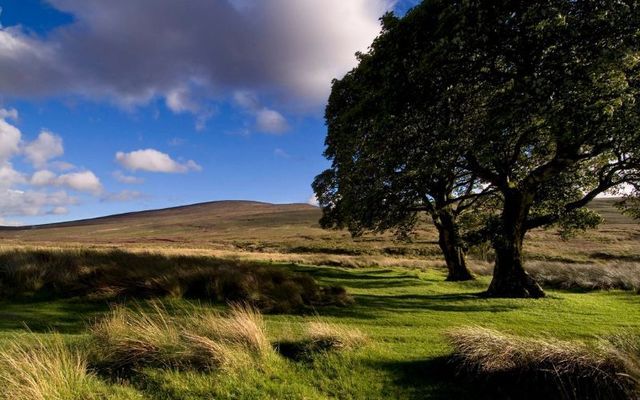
[
  {"left": 0, "top": 200, "right": 317, "bottom": 231},
  {"left": 0, "top": 198, "right": 630, "bottom": 248}
]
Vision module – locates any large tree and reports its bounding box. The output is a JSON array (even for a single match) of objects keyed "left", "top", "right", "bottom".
[
  {"left": 449, "top": 0, "right": 640, "bottom": 297},
  {"left": 313, "top": 9, "right": 491, "bottom": 281},
  {"left": 317, "top": 0, "right": 640, "bottom": 296}
]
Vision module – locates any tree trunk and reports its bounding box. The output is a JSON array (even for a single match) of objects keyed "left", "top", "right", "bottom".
[
  {"left": 485, "top": 191, "right": 545, "bottom": 298},
  {"left": 435, "top": 210, "right": 474, "bottom": 281}
]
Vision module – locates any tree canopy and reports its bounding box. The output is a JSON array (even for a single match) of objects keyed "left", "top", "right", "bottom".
[{"left": 315, "top": 0, "right": 640, "bottom": 297}]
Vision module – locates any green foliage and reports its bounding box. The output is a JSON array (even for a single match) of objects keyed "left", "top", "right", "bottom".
[
  {"left": 618, "top": 192, "right": 640, "bottom": 221},
  {"left": 320, "top": 0, "right": 640, "bottom": 295},
  {"left": 313, "top": 5, "right": 487, "bottom": 239},
  {"left": 554, "top": 208, "right": 604, "bottom": 240}
]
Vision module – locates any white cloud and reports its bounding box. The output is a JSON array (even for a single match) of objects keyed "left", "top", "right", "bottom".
[
  {"left": 0, "top": 108, "right": 18, "bottom": 120},
  {"left": 0, "top": 189, "right": 77, "bottom": 219},
  {"left": 233, "top": 90, "right": 289, "bottom": 134},
  {"left": 56, "top": 171, "right": 103, "bottom": 194},
  {"left": 51, "top": 161, "right": 76, "bottom": 171},
  {"left": 0, "top": 107, "right": 105, "bottom": 223},
  {"left": 113, "top": 170, "right": 144, "bottom": 184},
  {"left": 116, "top": 149, "right": 202, "bottom": 173},
  {"left": 307, "top": 194, "right": 319, "bottom": 207},
  {"left": 24, "top": 130, "right": 64, "bottom": 168},
  {"left": 30, "top": 170, "right": 57, "bottom": 186},
  {"left": 31, "top": 169, "right": 103, "bottom": 195},
  {"left": 166, "top": 86, "right": 200, "bottom": 114},
  {"left": 0, "top": 162, "right": 26, "bottom": 187},
  {"left": 50, "top": 206, "right": 68, "bottom": 215},
  {"left": 0, "top": 116, "right": 22, "bottom": 163},
  {"left": 256, "top": 109, "right": 289, "bottom": 134}
]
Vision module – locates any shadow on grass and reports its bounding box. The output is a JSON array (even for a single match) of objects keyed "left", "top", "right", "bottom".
[
  {"left": 355, "top": 293, "right": 519, "bottom": 313},
  {"left": 0, "top": 298, "right": 108, "bottom": 333},
  {"left": 372, "top": 357, "right": 491, "bottom": 400}
]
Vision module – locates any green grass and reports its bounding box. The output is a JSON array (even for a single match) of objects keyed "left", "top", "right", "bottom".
[{"left": 1, "top": 263, "right": 639, "bottom": 399}]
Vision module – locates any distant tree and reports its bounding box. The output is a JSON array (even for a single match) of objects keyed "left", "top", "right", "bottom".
[
  {"left": 313, "top": 10, "right": 492, "bottom": 281},
  {"left": 317, "top": 0, "right": 640, "bottom": 297}
]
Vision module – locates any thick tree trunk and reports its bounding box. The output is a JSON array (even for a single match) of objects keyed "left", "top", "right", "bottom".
[
  {"left": 485, "top": 191, "right": 545, "bottom": 298},
  {"left": 435, "top": 210, "right": 474, "bottom": 282}
]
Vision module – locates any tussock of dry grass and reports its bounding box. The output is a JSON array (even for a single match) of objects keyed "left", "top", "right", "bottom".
[
  {"left": 90, "top": 302, "right": 271, "bottom": 373},
  {"left": 606, "top": 333, "right": 640, "bottom": 389},
  {"left": 305, "top": 321, "right": 367, "bottom": 352},
  {"left": 447, "top": 327, "right": 636, "bottom": 399},
  {"left": 276, "top": 320, "right": 367, "bottom": 360},
  {"left": 0, "top": 334, "right": 140, "bottom": 400}
]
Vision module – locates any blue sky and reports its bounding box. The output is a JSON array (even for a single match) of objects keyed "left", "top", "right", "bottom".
[{"left": 0, "top": 0, "right": 418, "bottom": 225}]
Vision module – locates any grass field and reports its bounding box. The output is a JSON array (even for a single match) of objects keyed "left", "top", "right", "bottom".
[{"left": 0, "top": 199, "right": 638, "bottom": 399}]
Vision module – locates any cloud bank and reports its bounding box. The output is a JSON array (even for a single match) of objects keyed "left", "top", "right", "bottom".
[
  {"left": 0, "top": 108, "right": 140, "bottom": 224},
  {"left": 0, "top": 0, "right": 393, "bottom": 117}
]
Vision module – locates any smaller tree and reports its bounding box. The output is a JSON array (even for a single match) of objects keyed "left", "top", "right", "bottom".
[{"left": 313, "top": 10, "right": 492, "bottom": 281}]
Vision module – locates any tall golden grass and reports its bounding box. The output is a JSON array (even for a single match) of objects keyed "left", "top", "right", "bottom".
[
  {"left": 90, "top": 302, "right": 272, "bottom": 373},
  {"left": 0, "top": 334, "right": 141, "bottom": 400},
  {"left": 447, "top": 327, "right": 639, "bottom": 400}
]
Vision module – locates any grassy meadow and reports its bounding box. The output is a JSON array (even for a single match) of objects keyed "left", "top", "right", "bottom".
[{"left": 0, "top": 199, "right": 638, "bottom": 399}]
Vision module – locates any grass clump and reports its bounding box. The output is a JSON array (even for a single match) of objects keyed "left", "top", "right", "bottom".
[
  {"left": 305, "top": 321, "right": 367, "bottom": 352},
  {"left": 0, "top": 334, "right": 141, "bottom": 400},
  {"left": 447, "top": 327, "right": 635, "bottom": 400},
  {"left": 277, "top": 320, "right": 367, "bottom": 361},
  {"left": 90, "top": 302, "right": 271, "bottom": 374}
]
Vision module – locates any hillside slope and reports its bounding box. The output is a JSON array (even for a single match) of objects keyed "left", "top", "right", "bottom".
[
  {"left": 0, "top": 200, "right": 328, "bottom": 247},
  {"left": 0, "top": 199, "right": 635, "bottom": 263}
]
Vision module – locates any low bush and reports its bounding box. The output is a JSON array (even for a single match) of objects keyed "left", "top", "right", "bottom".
[
  {"left": 0, "top": 249, "right": 352, "bottom": 313},
  {"left": 447, "top": 327, "right": 637, "bottom": 400}
]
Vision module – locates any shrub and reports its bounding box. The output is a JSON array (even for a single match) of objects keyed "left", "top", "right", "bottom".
[{"left": 446, "top": 327, "right": 635, "bottom": 400}]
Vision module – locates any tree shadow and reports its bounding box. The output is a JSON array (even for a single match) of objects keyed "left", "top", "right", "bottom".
[
  {"left": 355, "top": 293, "right": 520, "bottom": 313},
  {"left": 372, "top": 357, "right": 494, "bottom": 400},
  {"left": 0, "top": 298, "right": 108, "bottom": 333}
]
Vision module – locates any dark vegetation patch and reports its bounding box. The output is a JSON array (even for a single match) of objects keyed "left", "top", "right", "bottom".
[{"left": 0, "top": 250, "right": 352, "bottom": 313}]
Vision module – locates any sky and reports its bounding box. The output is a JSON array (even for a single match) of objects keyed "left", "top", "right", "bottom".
[{"left": 0, "top": 0, "right": 420, "bottom": 225}]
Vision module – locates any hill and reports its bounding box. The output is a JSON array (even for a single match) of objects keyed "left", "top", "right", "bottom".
[
  {"left": 0, "top": 198, "right": 636, "bottom": 267},
  {"left": 0, "top": 200, "right": 328, "bottom": 248}
]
